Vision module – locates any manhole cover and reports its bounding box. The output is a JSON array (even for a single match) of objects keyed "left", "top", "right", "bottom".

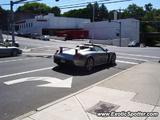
[{"left": 86, "top": 101, "right": 120, "bottom": 116}]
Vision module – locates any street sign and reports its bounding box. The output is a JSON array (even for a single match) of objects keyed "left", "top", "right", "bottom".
[{"left": 4, "top": 77, "right": 73, "bottom": 88}]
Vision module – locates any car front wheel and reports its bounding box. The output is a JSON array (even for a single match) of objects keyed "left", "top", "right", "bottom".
[
  {"left": 12, "top": 50, "right": 18, "bottom": 56},
  {"left": 111, "top": 53, "right": 116, "bottom": 65}
]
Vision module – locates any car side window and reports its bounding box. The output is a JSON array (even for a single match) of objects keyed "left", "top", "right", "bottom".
[{"left": 94, "top": 46, "right": 104, "bottom": 52}]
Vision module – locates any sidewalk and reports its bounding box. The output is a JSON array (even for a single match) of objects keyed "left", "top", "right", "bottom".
[{"left": 15, "top": 62, "right": 160, "bottom": 120}]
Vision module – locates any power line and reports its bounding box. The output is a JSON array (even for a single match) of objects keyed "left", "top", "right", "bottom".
[
  {"left": 58, "top": 0, "right": 110, "bottom": 8},
  {"left": 0, "top": 0, "right": 41, "bottom": 6},
  {"left": 0, "top": 0, "right": 94, "bottom": 6},
  {"left": 0, "top": 0, "right": 132, "bottom": 10},
  {"left": 60, "top": 0, "right": 132, "bottom": 9},
  {"left": 0, "top": 3, "right": 10, "bottom": 6}
]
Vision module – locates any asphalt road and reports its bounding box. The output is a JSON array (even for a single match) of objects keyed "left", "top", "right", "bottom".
[
  {"left": 0, "top": 55, "right": 136, "bottom": 120},
  {"left": 0, "top": 36, "right": 160, "bottom": 120}
]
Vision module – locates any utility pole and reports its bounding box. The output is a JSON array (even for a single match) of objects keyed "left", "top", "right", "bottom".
[
  {"left": 10, "top": 0, "right": 60, "bottom": 46},
  {"left": 92, "top": 3, "right": 95, "bottom": 22},
  {"left": 10, "top": 0, "right": 27, "bottom": 46},
  {"left": 119, "top": 21, "right": 122, "bottom": 47},
  {"left": 118, "top": 8, "right": 122, "bottom": 19},
  {"left": 10, "top": 1, "right": 15, "bottom": 46}
]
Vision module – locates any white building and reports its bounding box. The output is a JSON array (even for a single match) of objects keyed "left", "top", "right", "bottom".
[
  {"left": 84, "top": 18, "right": 140, "bottom": 46},
  {"left": 16, "top": 13, "right": 90, "bottom": 35},
  {"left": 16, "top": 14, "right": 139, "bottom": 47}
]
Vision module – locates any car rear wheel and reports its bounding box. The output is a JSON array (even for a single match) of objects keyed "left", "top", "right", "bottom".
[
  {"left": 85, "top": 57, "right": 94, "bottom": 72},
  {"left": 110, "top": 53, "right": 116, "bottom": 65}
]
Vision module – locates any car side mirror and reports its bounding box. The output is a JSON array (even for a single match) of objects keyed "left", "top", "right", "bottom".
[{"left": 105, "top": 49, "right": 108, "bottom": 52}]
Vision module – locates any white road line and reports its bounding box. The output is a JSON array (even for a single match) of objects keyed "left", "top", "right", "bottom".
[
  {"left": 0, "top": 57, "right": 38, "bottom": 64},
  {"left": 30, "top": 45, "right": 55, "bottom": 50},
  {"left": 117, "top": 56, "right": 148, "bottom": 62},
  {"left": 23, "top": 53, "right": 53, "bottom": 56},
  {"left": 0, "top": 67, "right": 52, "bottom": 79},
  {"left": 0, "top": 59, "right": 137, "bottom": 79},
  {"left": 116, "top": 60, "right": 138, "bottom": 65},
  {"left": 117, "top": 53, "right": 160, "bottom": 59}
]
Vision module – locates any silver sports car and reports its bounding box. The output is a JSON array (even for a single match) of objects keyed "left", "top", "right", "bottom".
[{"left": 54, "top": 44, "right": 116, "bottom": 71}]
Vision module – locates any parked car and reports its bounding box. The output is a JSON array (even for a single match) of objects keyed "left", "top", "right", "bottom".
[
  {"left": 54, "top": 44, "right": 116, "bottom": 71},
  {"left": 0, "top": 43, "right": 22, "bottom": 57},
  {"left": 3, "top": 39, "right": 19, "bottom": 47},
  {"left": 128, "top": 41, "right": 140, "bottom": 47},
  {"left": 30, "top": 33, "right": 41, "bottom": 39},
  {"left": 40, "top": 35, "right": 50, "bottom": 41}
]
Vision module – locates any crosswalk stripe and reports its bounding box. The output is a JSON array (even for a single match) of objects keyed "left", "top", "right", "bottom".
[
  {"left": 117, "top": 56, "right": 148, "bottom": 62},
  {"left": 116, "top": 60, "right": 138, "bottom": 65}
]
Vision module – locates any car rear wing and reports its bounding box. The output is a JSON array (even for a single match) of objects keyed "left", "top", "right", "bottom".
[{"left": 56, "top": 47, "right": 78, "bottom": 55}]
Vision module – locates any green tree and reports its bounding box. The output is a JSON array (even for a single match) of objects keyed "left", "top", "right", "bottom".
[
  {"left": 63, "top": 2, "right": 108, "bottom": 22},
  {"left": 122, "top": 4, "right": 145, "bottom": 20},
  {"left": 51, "top": 6, "right": 61, "bottom": 16},
  {"left": 16, "top": 3, "right": 51, "bottom": 14},
  {"left": 63, "top": 3, "right": 94, "bottom": 21},
  {"left": 154, "top": 9, "right": 160, "bottom": 21},
  {"left": 145, "top": 3, "right": 153, "bottom": 12},
  {"left": 93, "top": 2, "right": 99, "bottom": 21},
  {"left": 86, "top": 3, "right": 94, "bottom": 21},
  {"left": 98, "top": 4, "right": 108, "bottom": 21},
  {"left": 0, "top": 6, "right": 10, "bottom": 30}
]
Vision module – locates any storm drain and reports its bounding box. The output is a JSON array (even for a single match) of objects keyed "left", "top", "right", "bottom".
[{"left": 86, "top": 101, "right": 120, "bottom": 116}]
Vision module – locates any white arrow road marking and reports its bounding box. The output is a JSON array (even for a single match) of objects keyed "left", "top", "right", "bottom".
[{"left": 4, "top": 77, "right": 73, "bottom": 88}]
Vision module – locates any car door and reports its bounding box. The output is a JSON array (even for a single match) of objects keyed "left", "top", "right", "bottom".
[
  {"left": 93, "top": 46, "right": 108, "bottom": 65},
  {"left": 0, "top": 47, "right": 10, "bottom": 57},
  {"left": 0, "top": 47, "right": 5, "bottom": 57}
]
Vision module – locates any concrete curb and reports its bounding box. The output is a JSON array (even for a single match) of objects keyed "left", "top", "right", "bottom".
[
  {"left": 12, "top": 111, "right": 36, "bottom": 120},
  {"left": 12, "top": 63, "right": 141, "bottom": 120}
]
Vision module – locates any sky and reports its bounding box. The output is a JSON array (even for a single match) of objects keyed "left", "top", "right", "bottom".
[{"left": 0, "top": 0, "right": 160, "bottom": 13}]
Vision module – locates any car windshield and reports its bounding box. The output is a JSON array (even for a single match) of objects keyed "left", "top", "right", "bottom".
[
  {"left": 94, "top": 46, "right": 105, "bottom": 51},
  {"left": 77, "top": 45, "right": 90, "bottom": 50}
]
